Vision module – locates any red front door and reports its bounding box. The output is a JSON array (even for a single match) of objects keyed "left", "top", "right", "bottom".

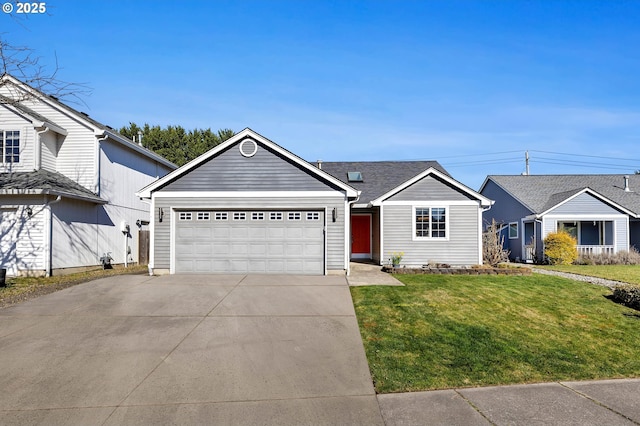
[{"left": 351, "top": 215, "right": 371, "bottom": 257}]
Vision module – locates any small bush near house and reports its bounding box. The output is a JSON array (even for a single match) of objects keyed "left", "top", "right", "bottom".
[
  {"left": 612, "top": 284, "right": 640, "bottom": 311},
  {"left": 483, "top": 219, "right": 510, "bottom": 266},
  {"left": 577, "top": 248, "right": 640, "bottom": 265},
  {"left": 544, "top": 231, "right": 578, "bottom": 265}
]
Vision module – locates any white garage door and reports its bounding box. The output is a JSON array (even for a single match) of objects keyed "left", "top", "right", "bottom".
[{"left": 175, "top": 210, "right": 325, "bottom": 274}]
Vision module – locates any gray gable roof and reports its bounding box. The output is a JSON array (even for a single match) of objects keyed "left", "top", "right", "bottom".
[
  {"left": 0, "top": 170, "right": 106, "bottom": 204},
  {"left": 320, "top": 161, "right": 448, "bottom": 204},
  {"left": 486, "top": 175, "right": 640, "bottom": 216}
]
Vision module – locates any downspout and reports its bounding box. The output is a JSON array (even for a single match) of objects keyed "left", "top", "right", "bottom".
[
  {"left": 45, "top": 195, "right": 62, "bottom": 277},
  {"left": 95, "top": 132, "right": 109, "bottom": 195},
  {"left": 35, "top": 125, "right": 50, "bottom": 170}
]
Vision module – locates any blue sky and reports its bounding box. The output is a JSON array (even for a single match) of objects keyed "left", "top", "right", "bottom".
[{"left": 3, "top": 0, "right": 640, "bottom": 189}]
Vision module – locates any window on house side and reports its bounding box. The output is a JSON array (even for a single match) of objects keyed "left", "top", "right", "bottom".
[
  {"left": 509, "top": 222, "right": 518, "bottom": 239},
  {"left": 415, "top": 207, "right": 447, "bottom": 239},
  {"left": 1, "top": 131, "right": 20, "bottom": 164}
]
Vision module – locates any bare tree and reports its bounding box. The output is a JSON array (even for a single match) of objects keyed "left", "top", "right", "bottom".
[{"left": 0, "top": 36, "right": 91, "bottom": 106}]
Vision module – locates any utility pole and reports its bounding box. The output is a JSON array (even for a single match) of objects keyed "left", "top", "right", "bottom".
[{"left": 525, "top": 150, "right": 530, "bottom": 176}]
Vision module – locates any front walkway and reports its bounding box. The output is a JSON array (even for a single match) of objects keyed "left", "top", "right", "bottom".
[{"left": 347, "top": 261, "right": 404, "bottom": 286}]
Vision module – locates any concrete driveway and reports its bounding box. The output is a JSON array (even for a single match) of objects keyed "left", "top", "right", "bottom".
[{"left": 0, "top": 274, "right": 384, "bottom": 425}]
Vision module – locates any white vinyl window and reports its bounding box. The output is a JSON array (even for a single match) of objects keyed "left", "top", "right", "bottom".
[
  {"left": 307, "top": 212, "right": 320, "bottom": 221},
  {"left": 270, "top": 212, "right": 283, "bottom": 221},
  {"left": 197, "top": 212, "right": 210, "bottom": 221},
  {"left": 252, "top": 212, "right": 265, "bottom": 220},
  {"left": 1, "top": 130, "right": 20, "bottom": 164},
  {"left": 179, "top": 212, "right": 192, "bottom": 221},
  {"left": 214, "top": 212, "right": 228, "bottom": 220},
  {"left": 509, "top": 222, "right": 518, "bottom": 239},
  {"left": 233, "top": 212, "right": 246, "bottom": 221},
  {"left": 288, "top": 212, "right": 302, "bottom": 221},
  {"left": 414, "top": 207, "right": 447, "bottom": 239}
]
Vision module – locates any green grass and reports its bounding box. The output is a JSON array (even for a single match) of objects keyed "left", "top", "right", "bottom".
[
  {"left": 0, "top": 265, "right": 148, "bottom": 308},
  {"left": 351, "top": 274, "right": 640, "bottom": 393},
  {"left": 537, "top": 264, "right": 640, "bottom": 285}
]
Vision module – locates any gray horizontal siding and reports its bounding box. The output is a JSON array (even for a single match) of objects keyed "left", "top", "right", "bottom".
[
  {"left": 153, "top": 195, "right": 347, "bottom": 271},
  {"left": 161, "top": 142, "right": 339, "bottom": 192},
  {"left": 382, "top": 204, "right": 480, "bottom": 266},
  {"left": 548, "top": 192, "right": 624, "bottom": 215},
  {"left": 388, "top": 174, "right": 474, "bottom": 202}
]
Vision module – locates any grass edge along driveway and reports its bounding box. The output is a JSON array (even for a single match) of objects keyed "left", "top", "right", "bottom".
[{"left": 351, "top": 274, "right": 640, "bottom": 394}]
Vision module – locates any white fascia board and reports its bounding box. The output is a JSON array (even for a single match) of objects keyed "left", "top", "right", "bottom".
[
  {"left": 152, "top": 191, "right": 346, "bottom": 198},
  {"left": 539, "top": 188, "right": 636, "bottom": 218},
  {"left": 380, "top": 200, "right": 482, "bottom": 206},
  {"left": 98, "top": 130, "right": 177, "bottom": 170},
  {"left": 370, "top": 167, "right": 493, "bottom": 207},
  {"left": 137, "top": 128, "right": 359, "bottom": 199}
]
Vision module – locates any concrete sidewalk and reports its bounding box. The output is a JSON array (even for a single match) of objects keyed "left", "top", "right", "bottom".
[{"left": 378, "top": 379, "right": 640, "bottom": 425}]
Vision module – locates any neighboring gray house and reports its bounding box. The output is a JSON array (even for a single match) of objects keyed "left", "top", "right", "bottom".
[
  {"left": 138, "top": 128, "right": 492, "bottom": 275},
  {"left": 0, "top": 74, "right": 176, "bottom": 276},
  {"left": 480, "top": 174, "right": 640, "bottom": 263}
]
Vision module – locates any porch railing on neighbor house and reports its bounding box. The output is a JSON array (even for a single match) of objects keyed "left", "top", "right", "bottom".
[{"left": 576, "top": 245, "right": 615, "bottom": 256}]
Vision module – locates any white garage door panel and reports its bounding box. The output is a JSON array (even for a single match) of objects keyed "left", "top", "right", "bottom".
[{"left": 175, "top": 210, "right": 325, "bottom": 274}]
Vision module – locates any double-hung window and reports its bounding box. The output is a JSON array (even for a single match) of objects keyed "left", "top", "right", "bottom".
[
  {"left": 414, "top": 207, "right": 447, "bottom": 239},
  {"left": 1, "top": 131, "right": 20, "bottom": 164}
]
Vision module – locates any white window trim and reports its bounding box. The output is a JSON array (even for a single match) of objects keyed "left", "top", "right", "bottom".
[
  {"left": 412, "top": 206, "right": 449, "bottom": 241},
  {"left": 1, "top": 130, "right": 21, "bottom": 165},
  {"left": 509, "top": 222, "right": 519, "bottom": 239}
]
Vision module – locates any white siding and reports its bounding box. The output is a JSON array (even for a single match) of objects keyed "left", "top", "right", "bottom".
[
  {"left": 382, "top": 203, "right": 481, "bottom": 266},
  {"left": 0, "top": 199, "right": 46, "bottom": 276},
  {"left": 18, "top": 98, "right": 97, "bottom": 189},
  {"left": 40, "top": 131, "right": 59, "bottom": 172},
  {"left": 0, "top": 105, "right": 34, "bottom": 173}
]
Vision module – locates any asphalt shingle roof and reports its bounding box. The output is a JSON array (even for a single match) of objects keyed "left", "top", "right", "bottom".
[
  {"left": 0, "top": 169, "right": 106, "bottom": 203},
  {"left": 320, "top": 161, "right": 448, "bottom": 204},
  {"left": 487, "top": 175, "right": 640, "bottom": 216}
]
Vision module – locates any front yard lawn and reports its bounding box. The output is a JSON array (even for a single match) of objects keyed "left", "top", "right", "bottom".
[
  {"left": 351, "top": 274, "right": 640, "bottom": 394},
  {"left": 537, "top": 264, "right": 640, "bottom": 285}
]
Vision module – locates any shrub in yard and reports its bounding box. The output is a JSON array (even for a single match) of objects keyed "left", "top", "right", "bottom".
[
  {"left": 483, "top": 219, "right": 510, "bottom": 266},
  {"left": 543, "top": 231, "right": 578, "bottom": 265},
  {"left": 612, "top": 284, "right": 640, "bottom": 311}
]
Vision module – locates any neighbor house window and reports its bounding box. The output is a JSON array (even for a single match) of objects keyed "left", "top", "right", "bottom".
[
  {"left": 1, "top": 130, "right": 20, "bottom": 164},
  {"left": 415, "top": 207, "right": 447, "bottom": 239},
  {"left": 509, "top": 222, "right": 518, "bottom": 239}
]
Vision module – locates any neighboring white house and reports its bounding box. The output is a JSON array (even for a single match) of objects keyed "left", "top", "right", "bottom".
[{"left": 0, "top": 74, "right": 176, "bottom": 276}]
